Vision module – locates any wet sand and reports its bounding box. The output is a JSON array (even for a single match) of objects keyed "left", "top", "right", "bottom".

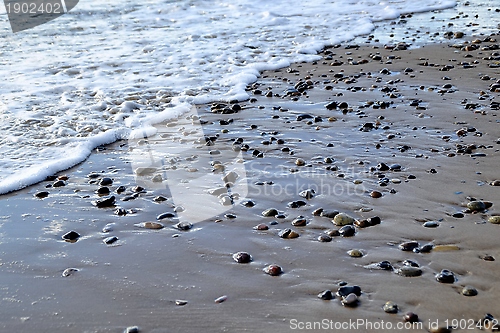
[{"left": 1, "top": 2, "right": 500, "bottom": 333}]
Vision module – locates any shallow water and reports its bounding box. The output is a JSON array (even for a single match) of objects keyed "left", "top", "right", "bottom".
[{"left": 0, "top": 0, "right": 460, "bottom": 194}]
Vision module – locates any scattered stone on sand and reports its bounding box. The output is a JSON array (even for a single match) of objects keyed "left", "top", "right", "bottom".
[
  {"left": 339, "top": 225, "right": 355, "bottom": 237},
  {"left": 399, "top": 241, "right": 419, "bottom": 251},
  {"left": 423, "top": 221, "right": 440, "bottom": 228},
  {"left": 175, "top": 222, "right": 193, "bottom": 231},
  {"left": 490, "top": 180, "right": 500, "bottom": 186},
  {"left": 232, "top": 251, "right": 252, "bottom": 263},
  {"left": 62, "top": 268, "right": 79, "bottom": 277},
  {"left": 396, "top": 266, "right": 422, "bottom": 277},
  {"left": 96, "top": 187, "right": 110, "bottom": 195},
  {"left": 295, "top": 158, "right": 306, "bottom": 166},
  {"left": 241, "top": 200, "right": 256, "bottom": 207},
  {"left": 467, "top": 201, "right": 486, "bottom": 212},
  {"left": 370, "top": 190, "right": 383, "bottom": 198},
  {"left": 99, "top": 177, "right": 113, "bottom": 186},
  {"left": 291, "top": 216, "right": 307, "bottom": 226},
  {"left": 62, "top": 230, "right": 80, "bottom": 242},
  {"left": 318, "top": 290, "right": 334, "bottom": 300},
  {"left": 53, "top": 180, "right": 66, "bottom": 187},
  {"left": 287, "top": 200, "right": 307, "bottom": 208},
  {"left": 34, "top": 191, "right": 49, "bottom": 199},
  {"left": 320, "top": 210, "right": 339, "bottom": 218},
  {"left": 403, "top": 312, "right": 419, "bottom": 323},
  {"left": 263, "top": 264, "right": 283, "bottom": 276},
  {"left": 214, "top": 295, "right": 228, "bottom": 303},
  {"left": 318, "top": 234, "right": 332, "bottom": 242},
  {"left": 341, "top": 293, "right": 358, "bottom": 307},
  {"left": 262, "top": 208, "right": 279, "bottom": 217},
  {"left": 175, "top": 300, "right": 188, "bottom": 306},
  {"left": 92, "top": 196, "right": 116, "bottom": 208},
  {"left": 383, "top": 301, "right": 398, "bottom": 314},
  {"left": 481, "top": 255, "right": 495, "bottom": 261},
  {"left": 333, "top": 212, "right": 355, "bottom": 226},
  {"left": 278, "top": 228, "right": 300, "bottom": 239},
  {"left": 157, "top": 212, "right": 176, "bottom": 220},
  {"left": 337, "top": 285, "right": 361, "bottom": 297},
  {"left": 461, "top": 285, "right": 478, "bottom": 296},
  {"left": 124, "top": 326, "right": 139, "bottom": 333},
  {"left": 436, "top": 269, "right": 456, "bottom": 283},
  {"left": 253, "top": 223, "right": 269, "bottom": 230},
  {"left": 102, "top": 223, "right": 115, "bottom": 233},
  {"left": 347, "top": 249, "right": 364, "bottom": 257},
  {"left": 103, "top": 236, "right": 119, "bottom": 245},
  {"left": 135, "top": 222, "right": 164, "bottom": 229}
]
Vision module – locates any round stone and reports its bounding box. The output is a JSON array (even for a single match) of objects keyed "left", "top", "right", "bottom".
[
  {"left": 488, "top": 216, "right": 500, "bottom": 224},
  {"left": 337, "top": 285, "right": 361, "bottom": 297},
  {"left": 232, "top": 252, "right": 252, "bottom": 263},
  {"left": 347, "top": 249, "right": 364, "bottom": 257},
  {"left": 333, "top": 213, "right": 355, "bottom": 226},
  {"left": 318, "top": 290, "right": 334, "bottom": 300},
  {"left": 262, "top": 208, "right": 279, "bottom": 217},
  {"left": 103, "top": 236, "right": 119, "bottom": 245},
  {"left": 467, "top": 201, "right": 486, "bottom": 212},
  {"left": 399, "top": 241, "right": 419, "bottom": 251},
  {"left": 175, "top": 222, "right": 193, "bottom": 231},
  {"left": 341, "top": 293, "right": 358, "bottom": 306},
  {"left": 339, "top": 225, "right": 356, "bottom": 237},
  {"left": 291, "top": 216, "right": 307, "bottom": 226},
  {"left": 278, "top": 228, "right": 299, "bottom": 239},
  {"left": 404, "top": 312, "right": 419, "bottom": 323},
  {"left": 295, "top": 158, "right": 306, "bottom": 166},
  {"left": 34, "top": 191, "right": 49, "bottom": 199},
  {"left": 370, "top": 190, "right": 382, "bottom": 198},
  {"left": 263, "top": 264, "right": 283, "bottom": 276},
  {"left": 461, "top": 286, "right": 478, "bottom": 296},
  {"left": 318, "top": 234, "right": 332, "bottom": 242},
  {"left": 436, "top": 269, "right": 455, "bottom": 283},
  {"left": 383, "top": 301, "right": 398, "bottom": 314},
  {"left": 253, "top": 223, "right": 269, "bottom": 230},
  {"left": 62, "top": 230, "right": 80, "bottom": 242},
  {"left": 99, "top": 177, "right": 113, "bottom": 186}
]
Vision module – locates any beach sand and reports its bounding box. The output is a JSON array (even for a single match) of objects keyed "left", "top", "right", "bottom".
[{"left": 0, "top": 2, "right": 499, "bottom": 333}]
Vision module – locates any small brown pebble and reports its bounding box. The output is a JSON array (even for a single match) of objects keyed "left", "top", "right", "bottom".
[
  {"left": 232, "top": 251, "right": 252, "bottom": 263},
  {"left": 318, "top": 234, "right": 332, "bottom": 242},
  {"left": 404, "top": 312, "right": 419, "bottom": 323},
  {"left": 264, "top": 264, "right": 283, "bottom": 276},
  {"left": 253, "top": 223, "right": 269, "bottom": 230},
  {"left": 370, "top": 190, "right": 382, "bottom": 198}
]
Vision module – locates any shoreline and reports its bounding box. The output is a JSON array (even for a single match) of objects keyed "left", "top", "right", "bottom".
[{"left": 1, "top": 3, "right": 500, "bottom": 333}]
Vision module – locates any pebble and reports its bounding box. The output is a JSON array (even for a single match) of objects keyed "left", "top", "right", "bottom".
[
  {"left": 299, "top": 189, "right": 315, "bottom": 199},
  {"left": 399, "top": 241, "right": 419, "bottom": 251},
  {"left": 318, "top": 234, "right": 332, "bottom": 242},
  {"left": 232, "top": 251, "right": 252, "bottom": 263},
  {"left": 423, "top": 221, "right": 439, "bottom": 228},
  {"left": 99, "top": 177, "right": 113, "bottom": 186},
  {"left": 488, "top": 216, "right": 500, "bottom": 224},
  {"left": 262, "top": 208, "right": 279, "bottom": 217},
  {"left": 318, "top": 290, "right": 334, "bottom": 300},
  {"left": 96, "top": 187, "right": 110, "bottom": 195},
  {"left": 396, "top": 266, "right": 422, "bottom": 277},
  {"left": 370, "top": 190, "right": 382, "bottom": 198},
  {"left": 404, "top": 312, "right": 419, "bottom": 323},
  {"left": 62, "top": 230, "right": 80, "bottom": 242},
  {"left": 482, "top": 255, "right": 495, "bottom": 261},
  {"left": 53, "top": 180, "right": 66, "bottom": 187},
  {"left": 116, "top": 185, "right": 127, "bottom": 194},
  {"left": 291, "top": 216, "right": 307, "bottom": 226},
  {"left": 295, "top": 158, "right": 306, "bottom": 166},
  {"left": 102, "top": 223, "right": 115, "bottom": 233},
  {"left": 278, "top": 228, "right": 300, "bottom": 239},
  {"left": 341, "top": 293, "right": 358, "bottom": 306},
  {"left": 383, "top": 301, "right": 398, "bottom": 314},
  {"left": 364, "top": 261, "right": 393, "bottom": 271},
  {"left": 103, "top": 236, "right": 119, "bottom": 245},
  {"left": 62, "top": 268, "right": 79, "bottom": 277},
  {"left": 467, "top": 201, "right": 486, "bottom": 212},
  {"left": 214, "top": 295, "right": 228, "bottom": 303},
  {"left": 175, "top": 300, "right": 188, "bottom": 306},
  {"left": 263, "top": 264, "right": 283, "bottom": 276},
  {"left": 135, "top": 222, "right": 164, "bottom": 229},
  {"left": 92, "top": 196, "right": 116, "bottom": 208},
  {"left": 337, "top": 285, "right": 361, "bottom": 297},
  {"left": 461, "top": 285, "right": 478, "bottom": 296},
  {"left": 153, "top": 196, "right": 168, "bottom": 202},
  {"left": 333, "top": 213, "right": 355, "bottom": 226},
  {"left": 339, "top": 225, "right": 355, "bottom": 237},
  {"left": 253, "top": 223, "right": 269, "bottom": 230},
  {"left": 347, "top": 249, "right": 364, "bottom": 257},
  {"left": 157, "top": 212, "right": 175, "bottom": 220},
  {"left": 175, "top": 222, "right": 193, "bottom": 231},
  {"left": 490, "top": 180, "right": 500, "bottom": 186},
  {"left": 287, "top": 200, "right": 307, "bottom": 208},
  {"left": 124, "top": 326, "right": 140, "bottom": 333},
  {"left": 320, "top": 210, "right": 339, "bottom": 218},
  {"left": 34, "top": 191, "right": 49, "bottom": 199},
  {"left": 436, "top": 269, "right": 456, "bottom": 283},
  {"left": 241, "top": 200, "right": 256, "bottom": 207}
]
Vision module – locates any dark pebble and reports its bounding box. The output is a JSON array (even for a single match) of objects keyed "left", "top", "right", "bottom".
[
  {"left": 320, "top": 210, "right": 339, "bottom": 218},
  {"left": 482, "top": 255, "right": 495, "bottom": 261},
  {"left": 254, "top": 223, "right": 269, "bottom": 230},
  {"left": 339, "top": 225, "right": 355, "bottom": 237},
  {"left": 53, "top": 180, "right": 66, "bottom": 187},
  {"left": 34, "top": 191, "right": 49, "bottom": 199},
  {"left": 291, "top": 216, "right": 307, "bottom": 226},
  {"left": 103, "top": 236, "right": 119, "bottom": 245},
  {"left": 337, "top": 285, "right": 361, "bottom": 297},
  {"left": 436, "top": 269, "right": 456, "bottom": 283},
  {"left": 153, "top": 196, "right": 168, "bottom": 202},
  {"left": 99, "top": 177, "right": 113, "bottom": 186},
  {"left": 264, "top": 264, "right": 283, "bottom": 276},
  {"left": 157, "top": 212, "right": 176, "bottom": 220},
  {"left": 125, "top": 326, "right": 140, "bottom": 333},
  {"left": 278, "top": 228, "right": 299, "bottom": 239},
  {"left": 318, "top": 290, "right": 334, "bottom": 300},
  {"left": 233, "top": 252, "right": 252, "bottom": 263},
  {"left": 318, "top": 234, "right": 332, "bottom": 242},
  {"left": 175, "top": 222, "right": 193, "bottom": 231},
  {"left": 242, "top": 200, "right": 256, "bottom": 207},
  {"left": 287, "top": 200, "right": 307, "bottom": 208},
  {"left": 96, "top": 187, "right": 110, "bottom": 195},
  {"left": 452, "top": 212, "right": 464, "bottom": 218},
  {"left": 404, "top": 312, "right": 419, "bottom": 323},
  {"left": 114, "top": 208, "right": 127, "bottom": 216},
  {"left": 399, "top": 241, "right": 419, "bottom": 251},
  {"left": 116, "top": 186, "right": 127, "bottom": 194},
  {"left": 92, "top": 196, "right": 116, "bottom": 208},
  {"left": 419, "top": 244, "right": 434, "bottom": 253},
  {"left": 62, "top": 230, "right": 80, "bottom": 242}
]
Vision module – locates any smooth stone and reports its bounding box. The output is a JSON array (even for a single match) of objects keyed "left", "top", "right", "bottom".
[
  {"left": 175, "top": 222, "right": 193, "bottom": 231},
  {"left": 262, "top": 208, "right": 279, "bottom": 217},
  {"left": 253, "top": 223, "right": 269, "bottom": 230},
  {"left": 488, "top": 216, "right": 500, "bottom": 224},
  {"left": 287, "top": 200, "right": 307, "bottom": 208},
  {"left": 125, "top": 326, "right": 140, "bottom": 333},
  {"left": 116, "top": 185, "right": 127, "bottom": 194},
  {"left": 436, "top": 269, "right": 456, "bottom": 283},
  {"left": 341, "top": 293, "right": 358, "bottom": 306},
  {"left": 318, "top": 234, "right": 332, "bottom": 242},
  {"left": 99, "top": 177, "right": 113, "bottom": 186},
  {"left": 153, "top": 196, "right": 168, "bottom": 202},
  {"left": 368, "top": 216, "right": 381, "bottom": 225},
  {"left": 62, "top": 231, "right": 80, "bottom": 242},
  {"left": 175, "top": 300, "right": 188, "bottom": 306},
  {"left": 291, "top": 216, "right": 307, "bottom": 226},
  {"left": 53, "top": 180, "right": 66, "bottom": 187},
  {"left": 299, "top": 189, "right": 315, "bottom": 199},
  {"left": 399, "top": 241, "right": 419, "bottom": 251},
  {"left": 103, "top": 236, "right": 119, "bottom": 245},
  {"left": 364, "top": 261, "right": 393, "bottom": 271},
  {"left": 397, "top": 266, "right": 422, "bottom": 277},
  {"left": 333, "top": 213, "right": 355, "bottom": 226},
  {"left": 320, "top": 210, "right": 339, "bottom": 218},
  {"left": 347, "top": 249, "right": 364, "bottom": 257},
  {"left": 403, "top": 259, "right": 419, "bottom": 267},
  {"left": 482, "top": 255, "right": 495, "bottom": 261},
  {"left": 242, "top": 200, "right": 256, "bottom": 207},
  {"left": 92, "top": 196, "right": 116, "bottom": 208},
  {"left": 404, "top": 312, "right": 419, "bottom": 323},
  {"left": 263, "top": 264, "right": 283, "bottom": 276},
  {"left": 214, "top": 295, "right": 228, "bottom": 303},
  {"left": 337, "top": 285, "right": 361, "bottom": 297},
  {"left": 62, "top": 268, "right": 79, "bottom": 277},
  {"left": 318, "top": 290, "right": 334, "bottom": 300},
  {"left": 383, "top": 301, "right": 398, "bottom": 314},
  {"left": 325, "top": 229, "right": 340, "bottom": 237},
  {"left": 370, "top": 190, "right": 382, "bottom": 198},
  {"left": 157, "top": 212, "right": 175, "bottom": 220},
  {"left": 467, "top": 201, "right": 486, "bottom": 212},
  {"left": 339, "top": 225, "right": 355, "bottom": 237},
  {"left": 135, "top": 222, "right": 164, "bottom": 229},
  {"left": 96, "top": 187, "right": 110, "bottom": 195},
  {"left": 278, "top": 228, "right": 299, "bottom": 239},
  {"left": 102, "top": 223, "right": 115, "bottom": 233},
  {"left": 462, "top": 285, "right": 478, "bottom": 296},
  {"left": 114, "top": 208, "right": 127, "bottom": 216},
  {"left": 295, "top": 158, "right": 306, "bottom": 166},
  {"left": 233, "top": 251, "right": 252, "bottom": 263},
  {"left": 423, "top": 221, "right": 439, "bottom": 228},
  {"left": 490, "top": 180, "right": 500, "bottom": 186},
  {"left": 34, "top": 191, "right": 49, "bottom": 199}
]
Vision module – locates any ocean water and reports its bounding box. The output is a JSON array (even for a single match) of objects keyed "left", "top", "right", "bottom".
[{"left": 0, "top": 0, "right": 457, "bottom": 194}]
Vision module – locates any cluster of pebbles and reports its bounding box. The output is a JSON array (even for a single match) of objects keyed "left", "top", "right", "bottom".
[{"left": 26, "top": 21, "right": 500, "bottom": 332}]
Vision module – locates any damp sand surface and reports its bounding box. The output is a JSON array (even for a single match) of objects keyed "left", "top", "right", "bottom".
[{"left": 1, "top": 19, "right": 500, "bottom": 333}]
